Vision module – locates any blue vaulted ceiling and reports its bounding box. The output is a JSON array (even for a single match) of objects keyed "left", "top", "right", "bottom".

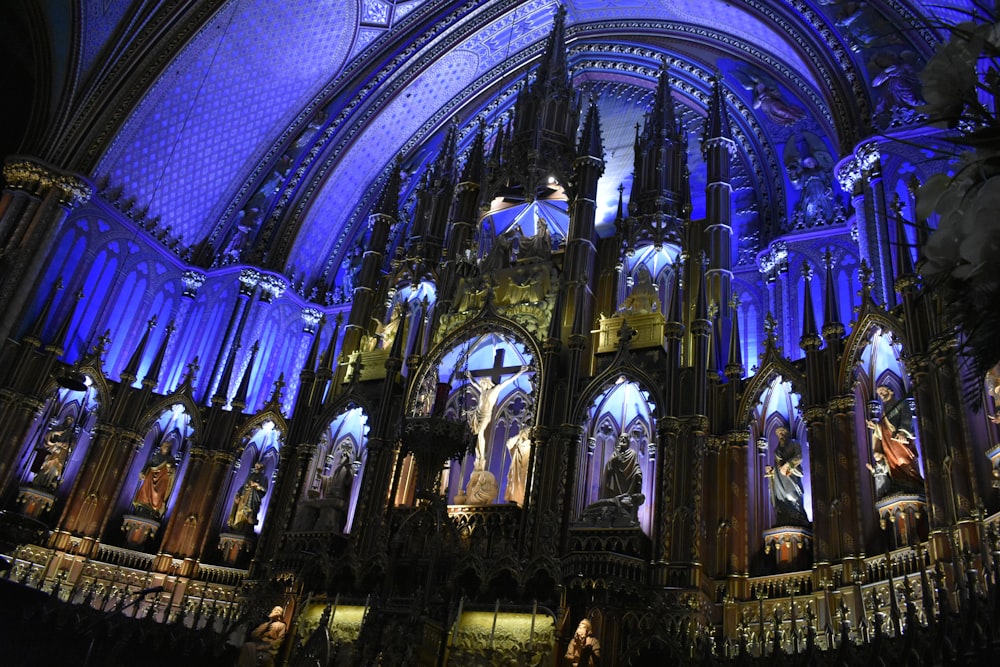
[{"left": 27, "top": 0, "right": 961, "bottom": 290}]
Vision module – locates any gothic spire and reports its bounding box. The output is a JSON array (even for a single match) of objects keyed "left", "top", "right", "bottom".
[
  {"left": 822, "top": 249, "right": 844, "bottom": 339},
  {"left": 534, "top": 5, "right": 570, "bottom": 99},
  {"left": 704, "top": 74, "right": 732, "bottom": 143},
  {"left": 725, "top": 297, "right": 744, "bottom": 379},
  {"left": 462, "top": 121, "right": 486, "bottom": 184},
  {"left": 377, "top": 156, "right": 403, "bottom": 217},
  {"left": 231, "top": 340, "right": 260, "bottom": 411},
  {"left": 120, "top": 316, "right": 157, "bottom": 386},
  {"left": 578, "top": 98, "right": 604, "bottom": 158},
  {"left": 892, "top": 196, "right": 916, "bottom": 283},
  {"left": 142, "top": 319, "right": 175, "bottom": 390},
  {"left": 800, "top": 261, "right": 822, "bottom": 351},
  {"left": 212, "top": 338, "right": 241, "bottom": 406}
]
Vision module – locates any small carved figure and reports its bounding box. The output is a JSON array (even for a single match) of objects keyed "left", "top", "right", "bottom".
[
  {"left": 228, "top": 462, "right": 268, "bottom": 532},
  {"left": 237, "top": 606, "right": 287, "bottom": 667},
  {"left": 504, "top": 429, "right": 532, "bottom": 505},
  {"left": 866, "top": 450, "right": 891, "bottom": 499},
  {"left": 33, "top": 415, "right": 76, "bottom": 490},
  {"left": 131, "top": 441, "right": 177, "bottom": 519},
  {"left": 565, "top": 619, "right": 601, "bottom": 667}
]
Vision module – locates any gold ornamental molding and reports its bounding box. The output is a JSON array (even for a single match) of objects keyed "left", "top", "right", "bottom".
[{"left": 3, "top": 158, "right": 92, "bottom": 207}]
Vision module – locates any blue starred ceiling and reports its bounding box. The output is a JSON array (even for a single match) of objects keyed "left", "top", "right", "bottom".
[{"left": 86, "top": 0, "right": 950, "bottom": 284}]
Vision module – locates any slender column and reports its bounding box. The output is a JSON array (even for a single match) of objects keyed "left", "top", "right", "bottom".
[
  {"left": 159, "top": 447, "right": 234, "bottom": 562},
  {"left": 0, "top": 159, "right": 92, "bottom": 343},
  {"left": 52, "top": 427, "right": 142, "bottom": 556}
]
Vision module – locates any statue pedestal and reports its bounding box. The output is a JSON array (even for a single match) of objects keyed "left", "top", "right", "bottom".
[
  {"left": 17, "top": 486, "right": 56, "bottom": 519},
  {"left": 875, "top": 494, "right": 927, "bottom": 547},
  {"left": 218, "top": 532, "right": 253, "bottom": 566},
  {"left": 763, "top": 526, "right": 812, "bottom": 571},
  {"left": 122, "top": 514, "right": 160, "bottom": 549},
  {"left": 595, "top": 312, "right": 665, "bottom": 353}
]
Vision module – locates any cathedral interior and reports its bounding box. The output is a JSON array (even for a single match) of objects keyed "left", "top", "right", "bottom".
[{"left": 2, "top": 1, "right": 1000, "bottom": 665}]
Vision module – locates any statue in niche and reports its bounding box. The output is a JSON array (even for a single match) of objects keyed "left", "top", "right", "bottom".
[
  {"left": 317, "top": 441, "right": 356, "bottom": 532},
  {"left": 764, "top": 427, "right": 809, "bottom": 526},
  {"left": 131, "top": 440, "right": 177, "bottom": 519},
  {"left": 237, "top": 605, "right": 287, "bottom": 667},
  {"left": 867, "top": 385, "right": 924, "bottom": 493},
  {"left": 619, "top": 264, "right": 661, "bottom": 315},
  {"left": 504, "top": 429, "right": 532, "bottom": 505},
  {"left": 228, "top": 462, "right": 268, "bottom": 532},
  {"left": 465, "top": 366, "right": 529, "bottom": 471},
  {"left": 565, "top": 618, "right": 601, "bottom": 667},
  {"left": 784, "top": 133, "right": 837, "bottom": 229},
  {"left": 33, "top": 415, "right": 77, "bottom": 490},
  {"left": 520, "top": 217, "right": 552, "bottom": 261},
  {"left": 582, "top": 432, "right": 645, "bottom": 526}
]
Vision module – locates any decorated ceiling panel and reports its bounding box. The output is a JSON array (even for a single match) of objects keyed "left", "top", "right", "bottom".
[
  {"left": 73, "top": 0, "right": 950, "bottom": 286},
  {"left": 95, "top": 0, "right": 357, "bottom": 245}
]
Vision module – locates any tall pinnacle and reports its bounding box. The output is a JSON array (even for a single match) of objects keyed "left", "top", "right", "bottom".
[
  {"left": 578, "top": 98, "right": 604, "bottom": 158},
  {"left": 534, "top": 5, "right": 570, "bottom": 99},
  {"left": 704, "top": 74, "right": 732, "bottom": 143},
  {"left": 799, "top": 261, "right": 822, "bottom": 351},
  {"left": 377, "top": 156, "right": 403, "bottom": 217}
]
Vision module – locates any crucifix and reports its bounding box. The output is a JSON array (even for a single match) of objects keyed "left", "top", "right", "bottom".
[{"left": 464, "top": 348, "right": 529, "bottom": 471}]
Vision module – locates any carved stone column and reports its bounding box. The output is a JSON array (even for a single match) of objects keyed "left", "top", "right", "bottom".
[
  {"left": 160, "top": 447, "right": 234, "bottom": 571},
  {"left": 52, "top": 426, "right": 142, "bottom": 557},
  {"left": 0, "top": 159, "right": 92, "bottom": 343}
]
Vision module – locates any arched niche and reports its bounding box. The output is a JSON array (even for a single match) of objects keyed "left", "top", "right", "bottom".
[
  {"left": 618, "top": 244, "right": 681, "bottom": 316},
  {"left": 575, "top": 376, "right": 657, "bottom": 535},
  {"left": 294, "top": 405, "right": 369, "bottom": 534},
  {"left": 117, "top": 403, "right": 195, "bottom": 550},
  {"left": 851, "top": 327, "right": 925, "bottom": 502},
  {"left": 745, "top": 374, "right": 812, "bottom": 573},
  {"left": 221, "top": 418, "right": 283, "bottom": 536},
  {"left": 13, "top": 377, "right": 100, "bottom": 520},
  {"left": 404, "top": 328, "right": 536, "bottom": 507}
]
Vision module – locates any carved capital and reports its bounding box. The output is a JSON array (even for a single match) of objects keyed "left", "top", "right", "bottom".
[{"left": 2, "top": 158, "right": 92, "bottom": 207}]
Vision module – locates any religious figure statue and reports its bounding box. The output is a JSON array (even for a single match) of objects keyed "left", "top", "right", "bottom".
[
  {"left": 866, "top": 450, "right": 891, "bottom": 499},
  {"left": 784, "top": 133, "right": 836, "bottom": 229},
  {"left": 565, "top": 619, "right": 601, "bottom": 667},
  {"left": 764, "top": 427, "right": 809, "bottom": 526},
  {"left": 466, "top": 365, "right": 529, "bottom": 470},
  {"left": 619, "top": 265, "right": 661, "bottom": 315},
  {"left": 364, "top": 305, "right": 405, "bottom": 351},
  {"left": 521, "top": 217, "right": 552, "bottom": 261},
  {"left": 504, "top": 429, "right": 532, "bottom": 506},
  {"left": 603, "top": 433, "right": 643, "bottom": 499},
  {"left": 867, "top": 385, "right": 924, "bottom": 493},
  {"left": 319, "top": 442, "right": 355, "bottom": 531},
  {"left": 237, "top": 605, "right": 287, "bottom": 667},
  {"left": 986, "top": 363, "right": 1000, "bottom": 424},
  {"left": 465, "top": 469, "right": 500, "bottom": 505},
  {"left": 33, "top": 415, "right": 77, "bottom": 490},
  {"left": 228, "top": 462, "right": 268, "bottom": 532},
  {"left": 481, "top": 227, "right": 516, "bottom": 272},
  {"left": 131, "top": 441, "right": 177, "bottom": 519},
  {"left": 736, "top": 70, "right": 805, "bottom": 126}
]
